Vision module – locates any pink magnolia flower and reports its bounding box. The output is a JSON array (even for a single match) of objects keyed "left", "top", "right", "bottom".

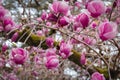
[
  {"left": 46, "top": 37, "right": 54, "bottom": 47},
  {"left": 47, "top": 13, "right": 58, "bottom": 22},
  {"left": 59, "top": 42, "right": 73, "bottom": 59},
  {"left": 58, "top": 16, "right": 69, "bottom": 27},
  {"left": 11, "top": 32, "right": 19, "bottom": 42},
  {"left": 91, "top": 72, "right": 105, "bottom": 80},
  {"left": 87, "top": 0, "right": 106, "bottom": 18},
  {"left": 3, "top": 16, "right": 15, "bottom": 32},
  {"left": 98, "top": 22, "right": 118, "bottom": 41},
  {"left": 50, "top": 1, "right": 69, "bottom": 15},
  {"left": 45, "top": 55, "right": 59, "bottom": 69},
  {"left": 80, "top": 52, "right": 86, "bottom": 65},
  {"left": 75, "top": 13, "right": 89, "bottom": 29},
  {"left": 10, "top": 48, "right": 28, "bottom": 64},
  {"left": 0, "top": 6, "right": 7, "bottom": 17},
  {"left": 41, "top": 11, "right": 48, "bottom": 21}
]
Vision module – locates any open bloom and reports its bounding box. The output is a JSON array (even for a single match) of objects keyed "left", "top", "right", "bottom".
[
  {"left": 91, "top": 72, "right": 105, "bottom": 80},
  {"left": 98, "top": 22, "right": 118, "bottom": 41},
  {"left": 50, "top": 1, "right": 69, "bottom": 15},
  {"left": 45, "top": 55, "right": 59, "bottom": 69},
  {"left": 10, "top": 48, "right": 28, "bottom": 64},
  {"left": 59, "top": 42, "right": 73, "bottom": 59},
  {"left": 87, "top": 0, "right": 106, "bottom": 18},
  {"left": 74, "top": 13, "right": 89, "bottom": 29}
]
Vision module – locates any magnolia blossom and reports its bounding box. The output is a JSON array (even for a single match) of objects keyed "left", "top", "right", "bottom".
[
  {"left": 74, "top": 13, "right": 89, "bottom": 29},
  {"left": 10, "top": 48, "right": 28, "bottom": 64},
  {"left": 50, "top": 1, "right": 69, "bottom": 15},
  {"left": 98, "top": 22, "right": 118, "bottom": 41},
  {"left": 46, "top": 37, "right": 54, "bottom": 47},
  {"left": 45, "top": 55, "right": 59, "bottom": 69},
  {"left": 0, "top": 6, "right": 7, "bottom": 17},
  {"left": 47, "top": 13, "right": 58, "bottom": 22},
  {"left": 41, "top": 11, "right": 47, "bottom": 21},
  {"left": 91, "top": 72, "right": 105, "bottom": 80},
  {"left": 80, "top": 52, "right": 86, "bottom": 65},
  {"left": 3, "top": 17, "right": 15, "bottom": 32},
  {"left": 58, "top": 16, "right": 69, "bottom": 27},
  {"left": 87, "top": 0, "right": 106, "bottom": 18},
  {"left": 59, "top": 42, "right": 73, "bottom": 59}
]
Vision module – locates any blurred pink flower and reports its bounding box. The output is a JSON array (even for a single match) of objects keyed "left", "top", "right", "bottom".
[
  {"left": 46, "top": 37, "right": 54, "bottom": 47},
  {"left": 3, "top": 16, "right": 15, "bottom": 32},
  {"left": 87, "top": 0, "right": 106, "bottom": 18},
  {"left": 36, "top": 30, "right": 44, "bottom": 36},
  {"left": 98, "top": 22, "right": 118, "bottom": 41},
  {"left": 58, "top": 16, "right": 69, "bottom": 27},
  {"left": 2, "top": 44, "right": 8, "bottom": 52},
  {"left": 91, "top": 72, "right": 105, "bottom": 80},
  {"left": 50, "top": 1, "right": 69, "bottom": 15},
  {"left": 47, "top": 13, "right": 58, "bottom": 22},
  {"left": 45, "top": 55, "right": 59, "bottom": 69},
  {"left": 46, "top": 48, "right": 56, "bottom": 57},
  {"left": 41, "top": 11, "right": 48, "bottom": 21},
  {"left": 0, "top": 6, "right": 7, "bottom": 18},
  {"left": 59, "top": 42, "right": 73, "bottom": 59},
  {"left": 11, "top": 32, "right": 19, "bottom": 42},
  {"left": 75, "top": 13, "right": 89, "bottom": 29},
  {"left": 80, "top": 52, "right": 86, "bottom": 65},
  {"left": 10, "top": 48, "right": 28, "bottom": 64},
  {"left": 84, "top": 36, "right": 96, "bottom": 45}
]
